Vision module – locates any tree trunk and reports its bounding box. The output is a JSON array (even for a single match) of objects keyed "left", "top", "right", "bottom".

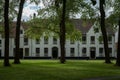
[
  {"left": 99, "top": 0, "right": 111, "bottom": 63},
  {"left": 4, "top": 0, "right": 10, "bottom": 66},
  {"left": 116, "top": 18, "right": 120, "bottom": 66},
  {"left": 59, "top": 0, "right": 66, "bottom": 63},
  {"left": 14, "top": 0, "right": 25, "bottom": 64}
]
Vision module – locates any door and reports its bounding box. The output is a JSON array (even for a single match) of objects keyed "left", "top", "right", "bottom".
[
  {"left": 52, "top": 47, "right": 58, "bottom": 59},
  {"left": 90, "top": 47, "right": 96, "bottom": 59},
  {"left": 14, "top": 48, "right": 23, "bottom": 59}
]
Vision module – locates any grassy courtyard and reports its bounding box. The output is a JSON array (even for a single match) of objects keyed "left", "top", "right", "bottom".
[{"left": 0, "top": 60, "right": 120, "bottom": 80}]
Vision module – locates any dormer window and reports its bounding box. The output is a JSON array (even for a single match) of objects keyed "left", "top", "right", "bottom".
[
  {"left": 24, "top": 37, "right": 28, "bottom": 45},
  {"left": 36, "top": 39, "right": 40, "bottom": 44},
  {"left": 53, "top": 36, "right": 57, "bottom": 44},
  {"left": 108, "top": 36, "right": 112, "bottom": 44},
  {"left": 82, "top": 34, "right": 86, "bottom": 44},
  {"left": 20, "top": 30, "right": 23, "bottom": 34},
  {"left": 91, "top": 36, "right": 95, "bottom": 44},
  {"left": 44, "top": 36, "right": 48, "bottom": 44}
]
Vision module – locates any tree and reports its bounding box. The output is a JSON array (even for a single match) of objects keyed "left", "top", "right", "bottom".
[
  {"left": 91, "top": 0, "right": 111, "bottom": 63},
  {"left": 4, "top": 0, "right": 10, "bottom": 66},
  {"left": 116, "top": 19, "right": 120, "bottom": 66},
  {"left": 110, "top": 0, "right": 120, "bottom": 66},
  {"left": 14, "top": 0, "right": 25, "bottom": 64},
  {"left": 99, "top": 0, "right": 111, "bottom": 63},
  {"left": 59, "top": 0, "right": 66, "bottom": 63},
  {"left": 36, "top": 0, "right": 93, "bottom": 63}
]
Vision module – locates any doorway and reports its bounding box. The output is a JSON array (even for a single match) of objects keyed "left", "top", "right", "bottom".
[
  {"left": 14, "top": 48, "right": 23, "bottom": 59},
  {"left": 52, "top": 47, "right": 58, "bottom": 59},
  {"left": 90, "top": 47, "right": 96, "bottom": 59}
]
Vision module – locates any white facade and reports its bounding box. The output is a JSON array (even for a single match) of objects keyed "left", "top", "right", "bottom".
[{"left": 0, "top": 24, "right": 116, "bottom": 59}]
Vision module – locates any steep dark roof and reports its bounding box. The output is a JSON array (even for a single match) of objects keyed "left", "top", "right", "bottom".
[
  {"left": 0, "top": 19, "right": 115, "bottom": 38},
  {"left": 71, "top": 19, "right": 93, "bottom": 34},
  {"left": 0, "top": 22, "right": 28, "bottom": 38}
]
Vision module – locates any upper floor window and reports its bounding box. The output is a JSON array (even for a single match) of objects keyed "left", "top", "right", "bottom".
[
  {"left": 24, "top": 37, "right": 28, "bottom": 45},
  {"left": 70, "top": 40, "right": 75, "bottom": 44},
  {"left": 108, "top": 36, "right": 112, "bottom": 44},
  {"left": 82, "top": 34, "right": 86, "bottom": 44},
  {"left": 44, "top": 37, "right": 48, "bottom": 44},
  {"left": 99, "top": 36, "right": 103, "bottom": 44},
  {"left": 91, "top": 36, "right": 95, "bottom": 44},
  {"left": 36, "top": 39, "right": 40, "bottom": 44},
  {"left": 20, "top": 30, "right": 23, "bottom": 34},
  {"left": 53, "top": 36, "right": 57, "bottom": 44}
]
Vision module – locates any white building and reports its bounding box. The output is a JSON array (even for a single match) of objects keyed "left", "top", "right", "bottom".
[{"left": 0, "top": 19, "right": 116, "bottom": 59}]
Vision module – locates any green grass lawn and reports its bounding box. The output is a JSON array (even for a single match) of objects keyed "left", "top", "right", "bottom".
[{"left": 0, "top": 60, "right": 120, "bottom": 80}]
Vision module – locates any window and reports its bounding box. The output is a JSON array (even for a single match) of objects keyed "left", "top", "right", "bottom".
[
  {"left": 99, "top": 36, "right": 103, "bottom": 44},
  {"left": 82, "top": 34, "right": 86, "bottom": 44},
  {"left": 108, "top": 36, "right": 112, "bottom": 44},
  {"left": 109, "top": 48, "right": 112, "bottom": 56},
  {"left": 44, "top": 48, "right": 48, "bottom": 57},
  {"left": 0, "top": 49, "right": 1, "bottom": 57},
  {"left": 24, "top": 37, "right": 28, "bottom": 45},
  {"left": 53, "top": 37, "right": 57, "bottom": 44},
  {"left": 82, "top": 48, "right": 87, "bottom": 56},
  {"left": 44, "top": 37, "right": 48, "bottom": 44},
  {"left": 70, "top": 48, "right": 75, "bottom": 57},
  {"left": 20, "top": 30, "right": 23, "bottom": 34},
  {"left": 70, "top": 40, "right": 75, "bottom": 44},
  {"left": 0, "top": 40, "right": 1, "bottom": 47},
  {"left": 36, "top": 48, "right": 40, "bottom": 53},
  {"left": 91, "top": 36, "right": 95, "bottom": 44},
  {"left": 36, "top": 39, "right": 40, "bottom": 44},
  {"left": 36, "top": 48, "right": 40, "bottom": 56},
  {"left": 25, "top": 48, "right": 29, "bottom": 56},
  {"left": 99, "top": 48, "right": 103, "bottom": 57}
]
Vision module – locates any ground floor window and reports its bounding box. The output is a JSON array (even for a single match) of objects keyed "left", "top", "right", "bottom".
[
  {"left": 82, "top": 48, "right": 87, "bottom": 56},
  {"left": 70, "top": 48, "right": 75, "bottom": 57},
  {"left": 0, "top": 49, "right": 1, "bottom": 57},
  {"left": 99, "top": 48, "right": 103, "bottom": 57},
  {"left": 44, "top": 48, "right": 48, "bottom": 57},
  {"left": 109, "top": 48, "right": 112, "bottom": 57},
  {"left": 13, "top": 48, "right": 23, "bottom": 58},
  {"left": 0, "top": 40, "right": 1, "bottom": 47},
  {"left": 25, "top": 48, "right": 29, "bottom": 56},
  {"left": 36, "top": 48, "right": 40, "bottom": 56}
]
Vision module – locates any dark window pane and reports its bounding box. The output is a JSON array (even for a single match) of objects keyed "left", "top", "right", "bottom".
[
  {"left": 53, "top": 37, "right": 57, "bottom": 44},
  {"left": 44, "top": 37, "right": 48, "bottom": 44},
  {"left": 82, "top": 34, "right": 86, "bottom": 44},
  {"left": 91, "top": 36, "right": 95, "bottom": 44},
  {"left": 36, "top": 39, "right": 40, "bottom": 44},
  {"left": 24, "top": 38, "right": 28, "bottom": 45},
  {"left": 44, "top": 48, "right": 48, "bottom": 57}
]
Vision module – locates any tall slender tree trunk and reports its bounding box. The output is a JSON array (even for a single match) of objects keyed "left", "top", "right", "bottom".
[
  {"left": 14, "top": 0, "right": 25, "bottom": 64},
  {"left": 59, "top": 0, "right": 66, "bottom": 63},
  {"left": 116, "top": 18, "right": 120, "bottom": 66},
  {"left": 4, "top": 0, "right": 10, "bottom": 66},
  {"left": 99, "top": 0, "right": 111, "bottom": 63}
]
